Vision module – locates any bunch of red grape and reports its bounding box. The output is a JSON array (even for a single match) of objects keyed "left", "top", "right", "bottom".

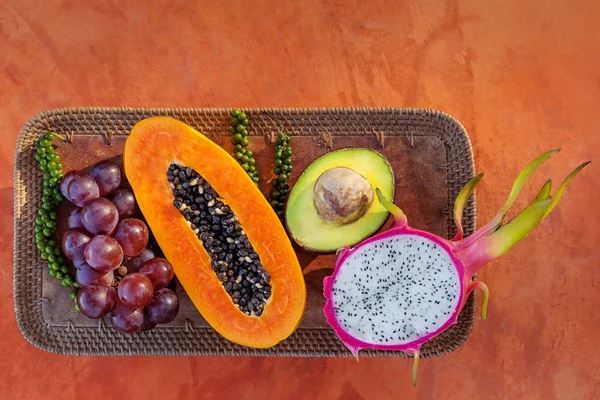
[{"left": 61, "top": 160, "right": 179, "bottom": 333}]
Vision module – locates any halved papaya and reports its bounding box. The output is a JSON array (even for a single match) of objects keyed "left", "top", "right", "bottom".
[{"left": 124, "top": 117, "right": 306, "bottom": 348}]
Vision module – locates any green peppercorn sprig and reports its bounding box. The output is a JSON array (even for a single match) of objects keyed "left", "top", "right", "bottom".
[
  {"left": 264, "top": 113, "right": 293, "bottom": 221},
  {"left": 230, "top": 109, "right": 259, "bottom": 184},
  {"left": 34, "top": 133, "right": 79, "bottom": 306}
]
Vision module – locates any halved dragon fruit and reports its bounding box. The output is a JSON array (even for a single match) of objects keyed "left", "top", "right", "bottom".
[{"left": 323, "top": 150, "right": 589, "bottom": 385}]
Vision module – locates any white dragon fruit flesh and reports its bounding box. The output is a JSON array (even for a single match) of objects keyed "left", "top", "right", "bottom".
[{"left": 323, "top": 150, "right": 589, "bottom": 385}]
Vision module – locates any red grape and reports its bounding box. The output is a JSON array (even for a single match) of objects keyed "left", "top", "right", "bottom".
[
  {"left": 84, "top": 235, "right": 124, "bottom": 272},
  {"left": 80, "top": 198, "right": 119, "bottom": 235},
  {"left": 67, "top": 174, "right": 99, "bottom": 207},
  {"left": 111, "top": 189, "right": 137, "bottom": 220},
  {"left": 113, "top": 218, "right": 149, "bottom": 257},
  {"left": 109, "top": 300, "right": 144, "bottom": 334},
  {"left": 73, "top": 258, "right": 88, "bottom": 269},
  {"left": 140, "top": 258, "right": 174, "bottom": 290},
  {"left": 67, "top": 208, "right": 87, "bottom": 231},
  {"left": 61, "top": 229, "right": 91, "bottom": 260},
  {"left": 126, "top": 247, "right": 157, "bottom": 273},
  {"left": 60, "top": 170, "right": 83, "bottom": 200},
  {"left": 76, "top": 262, "right": 114, "bottom": 287},
  {"left": 91, "top": 160, "right": 121, "bottom": 196},
  {"left": 139, "top": 316, "right": 157, "bottom": 332},
  {"left": 117, "top": 273, "right": 153, "bottom": 308},
  {"left": 77, "top": 285, "right": 117, "bottom": 319},
  {"left": 145, "top": 288, "right": 179, "bottom": 324}
]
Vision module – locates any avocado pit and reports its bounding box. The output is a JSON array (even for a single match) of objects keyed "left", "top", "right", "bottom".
[{"left": 313, "top": 167, "right": 374, "bottom": 226}]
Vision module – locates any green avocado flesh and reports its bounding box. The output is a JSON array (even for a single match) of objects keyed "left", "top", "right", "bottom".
[{"left": 285, "top": 148, "right": 395, "bottom": 252}]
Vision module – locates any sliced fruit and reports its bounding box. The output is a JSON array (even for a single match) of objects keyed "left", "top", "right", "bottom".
[
  {"left": 285, "top": 148, "right": 394, "bottom": 253},
  {"left": 124, "top": 116, "right": 306, "bottom": 348}
]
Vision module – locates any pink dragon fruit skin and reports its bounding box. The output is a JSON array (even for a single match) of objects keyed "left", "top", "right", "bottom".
[{"left": 323, "top": 150, "right": 589, "bottom": 385}]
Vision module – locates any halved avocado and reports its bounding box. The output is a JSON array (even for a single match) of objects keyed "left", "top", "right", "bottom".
[{"left": 285, "top": 148, "right": 395, "bottom": 253}]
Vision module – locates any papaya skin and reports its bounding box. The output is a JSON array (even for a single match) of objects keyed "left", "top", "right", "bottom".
[{"left": 125, "top": 117, "right": 306, "bottom": 348}]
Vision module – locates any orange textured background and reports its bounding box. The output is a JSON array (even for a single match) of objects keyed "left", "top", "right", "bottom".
[{"left": 1, "top": 1, "right": 599, "bottom": 399}]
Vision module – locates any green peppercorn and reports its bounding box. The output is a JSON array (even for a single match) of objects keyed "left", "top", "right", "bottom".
[
  {"left": 242, "top": 119, "right": 249, "bottom": 126},
  {"left": 274, "top": 167, "right": 281, "bottom": 175},
  {"left": 233, "top": 144, "right": 242, "bottom": 152},
  {"left": 274, "top": 159, "right": 283, "bottom": 167},
  {"left": 233, "top": 133, "right": 243, "bottom": 142},
  {"left": 252, "top": 176, "right": 259, "bottom": 183},
  {"left": 245, "top": 150, "right": 253, "bottom": 158},
  {"left": 242, "top": 164, "right": 249, "bottom": 171},
  {"left": 235, "top": 152, "right": 244, "bottom": 159},
  {"left": 278, "top": 174, "right": 287, "bottom": 183},
  {"left": 49, "top": 269, "right": 57, "bottom": 278},
  {"left": 231, "top": 117, "right": 239, "bottom": 125},
  {"left": 271, "top": 180, "right": 280, "bottom": 187},
  {"left": 270, "top": 190, "right": 281, "bottom": 199},
  {"left": 232, "top": 109, "right": 241, "bottom": 117},
  {"left": 241, "top": 138, "right": 249, "bottom": 146},
  {"left": 248, "top": 159, "right": 256, "bottom": 166},
  {"left": 47, "top": 254, "right": 56, "bottom": 263},
  {"left": 43, "top": 228, "right": 52, "bottom": 236},
  {"left": 284, "top": 157, "right": 292, "bottom": 165},
  {"left": 70, "top": 291, "right": 77, "bottom": 300},
  {"left": 275, "top": 150, "right": 283, "bottom": 159},
  {"left": 40, "top": 252, "right": 48, "bottom": 261}
]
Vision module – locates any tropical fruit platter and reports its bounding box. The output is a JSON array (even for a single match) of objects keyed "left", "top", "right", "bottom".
[{"left": 14, "top": 107, "right": 587, "bottom": 382}]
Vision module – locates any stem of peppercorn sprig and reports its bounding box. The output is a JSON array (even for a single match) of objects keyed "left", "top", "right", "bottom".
[
  {"left": 230, "top": 109, "right": 259, "bottom": 185},
  {"left": 33, "top": 133, "right": 80, "bottom": 310},
  {"left": 263, "top": 112, "right": 293, "bottom": 222}
]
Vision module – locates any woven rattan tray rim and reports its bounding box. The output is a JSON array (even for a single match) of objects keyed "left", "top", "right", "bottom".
[{"left": 14, "top": 106, "right": 476, "bottom": 356}]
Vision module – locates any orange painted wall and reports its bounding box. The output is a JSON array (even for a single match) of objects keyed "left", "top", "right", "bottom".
[{"left": 1, "top": 1, "right": 599, "bottom": 399}]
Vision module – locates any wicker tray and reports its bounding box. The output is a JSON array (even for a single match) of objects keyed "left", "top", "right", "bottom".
[{"left": 14, "top": 107, "right": 476, "bottom": 356}]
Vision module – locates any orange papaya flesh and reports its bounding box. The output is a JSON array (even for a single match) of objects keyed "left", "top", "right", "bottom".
[{"left": 124, "top": 117, "right": 306, "bottom": 348}]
